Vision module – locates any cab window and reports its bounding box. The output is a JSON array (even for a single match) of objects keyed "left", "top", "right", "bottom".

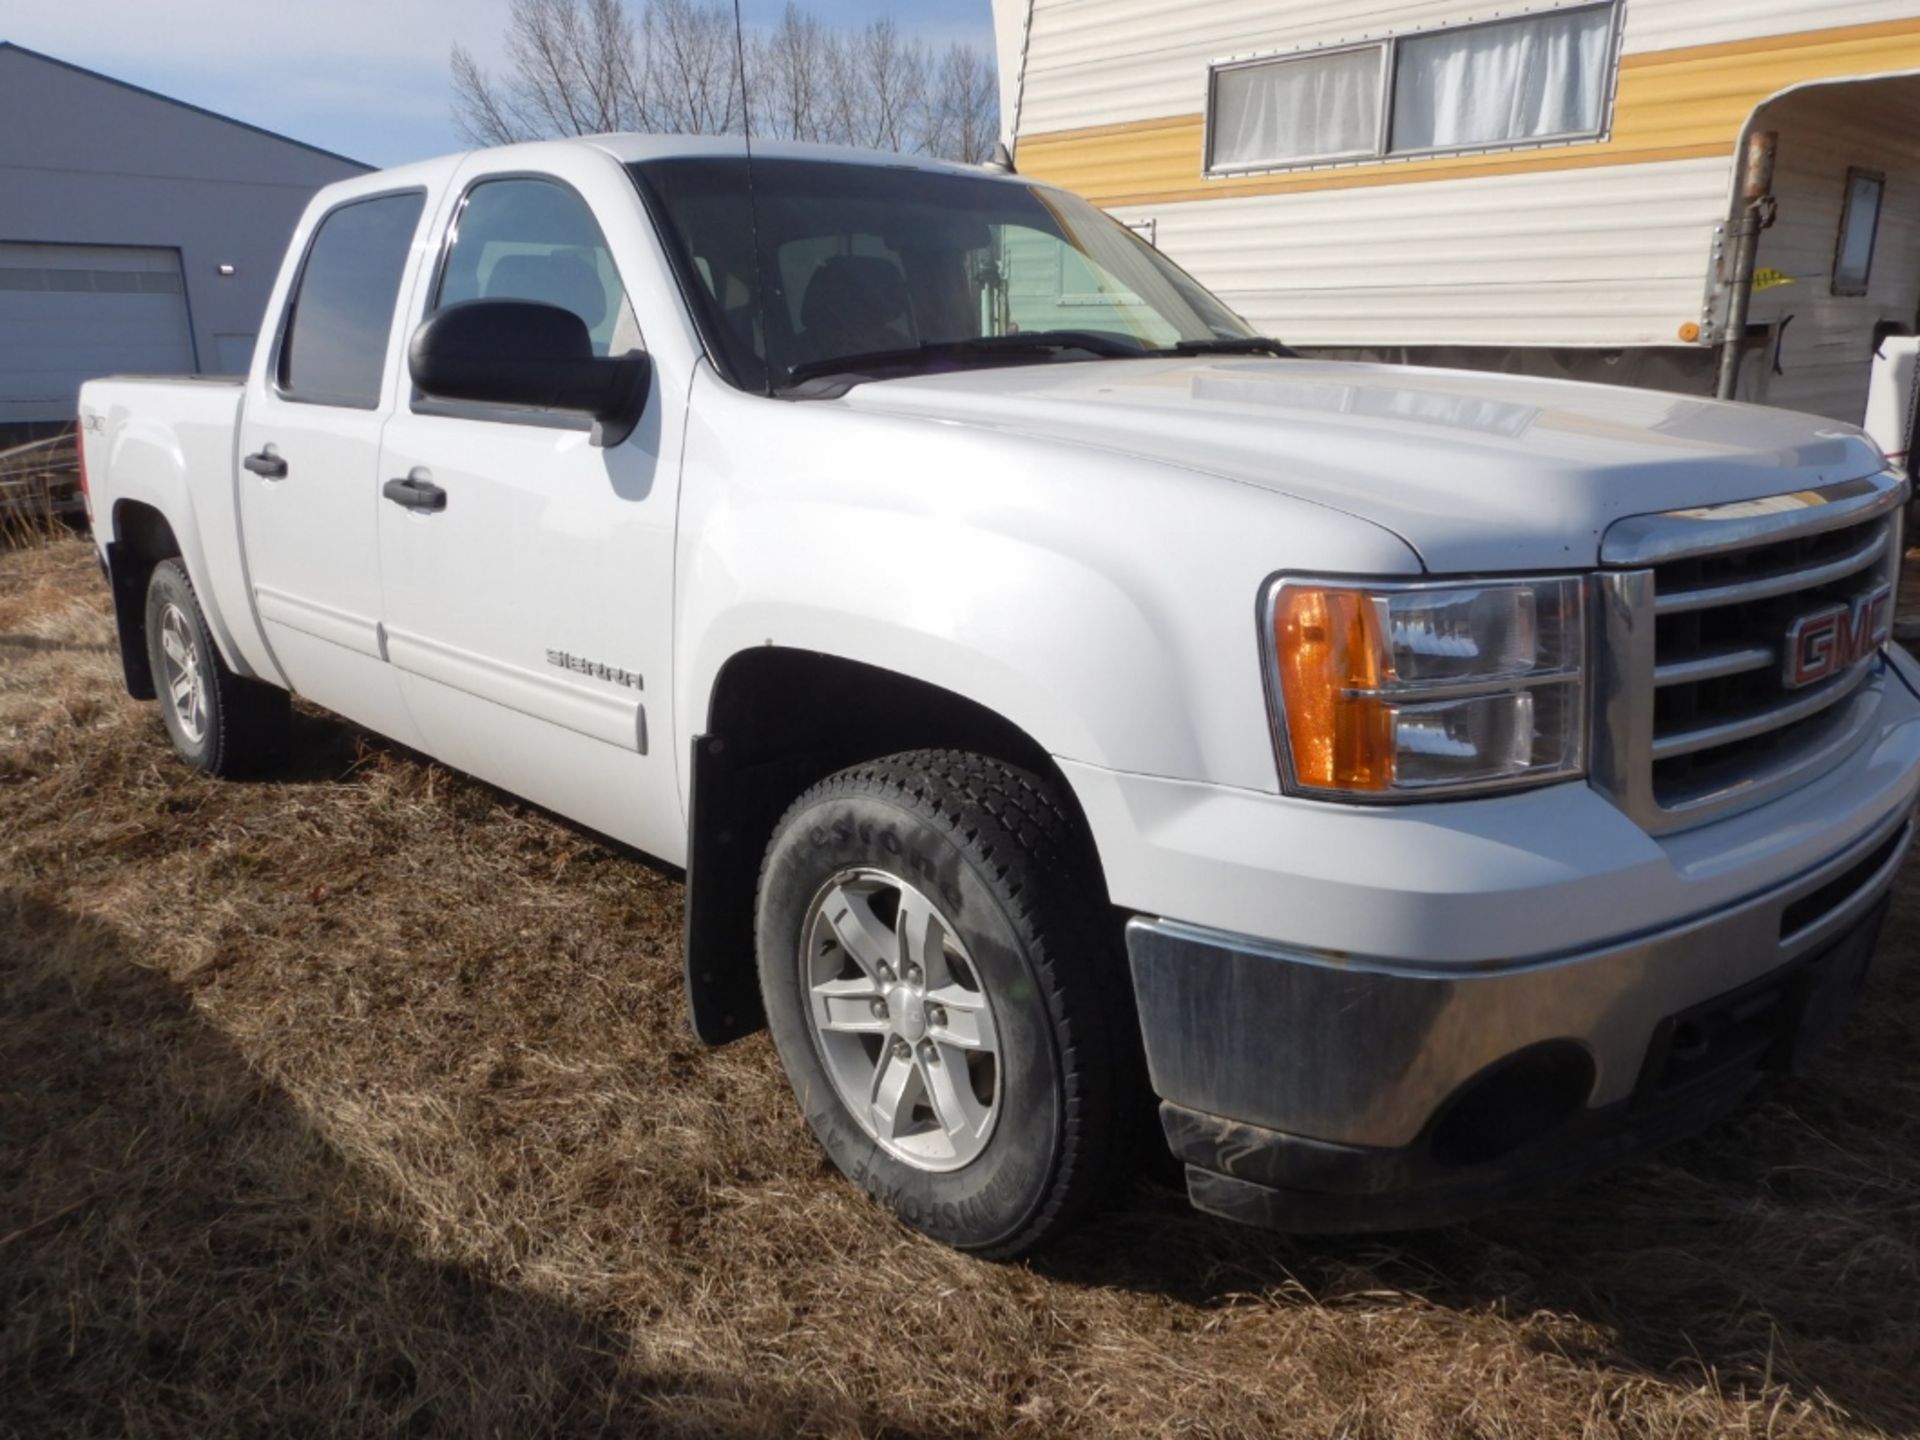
[
  {"left": 433, "top": 178, "right": 641, "bottom": 357},
  {"left": 278, "top": 191, "right": 425, "bottom": 408}
]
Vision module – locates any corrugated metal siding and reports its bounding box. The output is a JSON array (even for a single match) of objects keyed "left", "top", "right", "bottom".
[
  {"left": 1116, "top": 157, "right": 1729, "bottom": 345},
  {"left": 0, "top": 44, "right": 365, "bottom": 420},
  {"left": 1020, "top": 0, "right": 1493, "bottom": 134},
  {"left": 1626, "top": 0, "right": 1920, "bottom": 53},
  {"left": 0, "top": 243, "right": 195, "bottom": 423},
  {"left": 991, "top": 0, "right": 1033, "bottom": 145},
  {"left": 1743, "top": 79, "right": 1920, "bottom": 424},
  {"left": 1015, "top": 15, "right": 1920, "bottom": 207},
  {"left": 1015, "top": 0, "right": 1920, "bottom": 136}
]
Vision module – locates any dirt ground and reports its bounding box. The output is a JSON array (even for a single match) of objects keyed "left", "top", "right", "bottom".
[{"left": 4, "top": 535, "right": 1919, "bottom": 1439}]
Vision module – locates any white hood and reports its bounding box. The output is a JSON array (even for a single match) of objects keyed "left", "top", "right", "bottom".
[{"left": 841, "top": 357, "right": 1888, "bottom": 572}]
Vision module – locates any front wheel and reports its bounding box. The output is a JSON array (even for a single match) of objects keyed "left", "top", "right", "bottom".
[
  {"left": 755, "top": 750, "right": 1140, "bottom": 1256},
  {"left": 143, "top": 559, "right": 290, "bottom": 777}
]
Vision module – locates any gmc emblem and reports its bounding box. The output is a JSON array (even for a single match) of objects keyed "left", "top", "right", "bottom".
[{"left": 1783, "top": 583, "right": 1893, "bottom": 689}]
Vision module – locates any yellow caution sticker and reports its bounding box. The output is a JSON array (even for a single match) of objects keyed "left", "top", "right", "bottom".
[{"left": 1751, "top": 268, "right": 1796, "bottom": 291}]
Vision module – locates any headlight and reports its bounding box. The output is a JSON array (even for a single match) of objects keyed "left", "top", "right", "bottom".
[{"left": 1262, "top": 576, "right": 1587, "bottom": 799}]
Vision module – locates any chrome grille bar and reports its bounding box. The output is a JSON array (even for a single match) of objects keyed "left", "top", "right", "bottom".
[
  {"left": 1649, "top": 662, "right": 1875, "bottom": 761},
  {"left": 1651, "top": 521, "right": 1891, "bottom": 615},
  {"left": 1652, "top": 645, "right": 1774, "bottom": 688}
]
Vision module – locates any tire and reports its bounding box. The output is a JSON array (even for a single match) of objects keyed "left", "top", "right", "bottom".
[
  {"left": 756, "top": 749, "right": 1141, "bottom": 1256},
  {"left": 143, "top": 558, "right": 290, "bottom": 777}
]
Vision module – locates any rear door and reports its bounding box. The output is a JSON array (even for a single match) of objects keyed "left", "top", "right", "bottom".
[
  {"left": 237, "top": 188, "right": 427, "bottom": 742},
  {"left": 374, "top": 155, "right": 685, "bottom": 859}
]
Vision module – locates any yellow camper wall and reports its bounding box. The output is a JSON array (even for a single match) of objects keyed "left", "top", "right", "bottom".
[{"left": 1015, "top": 16, "right": 1920, "bottom": 207}]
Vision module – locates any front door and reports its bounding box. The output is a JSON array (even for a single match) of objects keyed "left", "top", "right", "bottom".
[
  {"left": 375, "top": 168, "right": 682, "bottom": 858},
  {"left": 237, "top": 188, "right": 425, "bottom": 743}
]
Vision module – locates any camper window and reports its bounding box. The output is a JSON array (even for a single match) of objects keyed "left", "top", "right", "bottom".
[
  {"left": 1206, "top": 0, "right": 1618, "bottom": 175},
  {"left": 1390, "top": 8, "right": 1613, "bottom": 152},
  {"left": 1210, "top": 44, "right": 1386, "bottom": 169},
  {"left": 1833, "top": 168, "right": 1885, "bottom": 297}
]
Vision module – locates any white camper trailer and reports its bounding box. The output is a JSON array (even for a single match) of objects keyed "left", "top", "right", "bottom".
[{"left": 991, "top": 1, "right": 1920, "bottom": 465}]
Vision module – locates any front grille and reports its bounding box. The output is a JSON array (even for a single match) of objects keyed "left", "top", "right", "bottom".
[
  {"left": 1648, "top": 513, "right": 1896, "bottom": 808},
  {"left": 1593, "top": 472, "right": 1908, "bottom": 833}
]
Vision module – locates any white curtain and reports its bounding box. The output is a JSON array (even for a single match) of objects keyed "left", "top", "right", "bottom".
[
  {"left": 1390, "top": 6, "right": 1612, "bottom": 153},
  {"left": 1211, "top": 46, "right": 1384, "bottom": 170}
]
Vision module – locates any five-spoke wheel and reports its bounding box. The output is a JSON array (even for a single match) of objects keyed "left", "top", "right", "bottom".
[
  {"left": 156, "top": 601, "right": 208, "bottom": 745},
  {"left": 802, "top": 868, "right": 1002, "bottom": 1171}
]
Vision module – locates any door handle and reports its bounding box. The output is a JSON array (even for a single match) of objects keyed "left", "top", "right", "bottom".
[
  {"left": 383, "top": 472, "right": 447, "bottom": 513},
  {"left": 243, "top": 449, "right": 287, "bottom": 479}
]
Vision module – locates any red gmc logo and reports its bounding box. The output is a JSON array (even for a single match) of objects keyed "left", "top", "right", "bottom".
[{"left": 1783, "top": 583, "right": 1893, "bottom": 689}]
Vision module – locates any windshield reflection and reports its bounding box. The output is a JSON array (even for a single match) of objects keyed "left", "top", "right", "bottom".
[{"left": 629, "top": 157, "right": 1256, "bottom": 393}]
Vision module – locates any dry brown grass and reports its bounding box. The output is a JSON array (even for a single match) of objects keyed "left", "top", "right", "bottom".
[
  {"left": 3, "top": 536, "right": 1918, "bottom": 1438},
  {"left": 0, "top": 430, "right": 81, "bottom": 549}
]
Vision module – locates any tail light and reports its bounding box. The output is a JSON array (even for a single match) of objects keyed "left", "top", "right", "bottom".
[{"left": 75, "top": 418, "right": 92, "bottom": 525}]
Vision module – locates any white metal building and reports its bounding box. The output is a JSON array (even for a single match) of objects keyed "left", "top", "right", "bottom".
[{"left": 0, "top": 43, "right": 368, "bottom": 426}]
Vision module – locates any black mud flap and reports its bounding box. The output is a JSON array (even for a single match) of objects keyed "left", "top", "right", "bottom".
[
  {"left": 104, "top": 541, "right": 156, "bottom": 699},
  {"left": 683, "top": 733, "right": 767, "bottom": 1044}
]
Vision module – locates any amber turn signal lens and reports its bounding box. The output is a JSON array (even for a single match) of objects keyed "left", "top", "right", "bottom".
[{"left": 1272, "top": 586, "right": 1395, "bottom": 791}]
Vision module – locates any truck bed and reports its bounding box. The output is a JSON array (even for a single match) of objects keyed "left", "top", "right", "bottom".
[{"left": 77, "top": 373, "right": 270, "bottom": 686}]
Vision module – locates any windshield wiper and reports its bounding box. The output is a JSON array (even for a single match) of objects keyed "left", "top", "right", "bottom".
[
  {"left": 781, "top": 330, "right": 1293, "bottom": 391},
  {"left": 784, "top": 330, "right": 1149, "bottom": 388},
  {"left": 1166, "top": 336, "right": 1296, "bottom": 358}
]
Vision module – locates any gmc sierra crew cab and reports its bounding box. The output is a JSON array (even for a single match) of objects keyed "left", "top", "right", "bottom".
[{"left": 78, "top": 135, "right": 1920, "bottom": 1256}]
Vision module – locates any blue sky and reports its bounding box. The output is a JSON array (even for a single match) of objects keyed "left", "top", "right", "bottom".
[{"left": 2, "top": 0, "right": 996, "bottom": 167}]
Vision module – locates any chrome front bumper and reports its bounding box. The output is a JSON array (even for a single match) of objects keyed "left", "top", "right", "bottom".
[{"left": 1126, "top": 801, "right": 1912, "bottom": 1232}]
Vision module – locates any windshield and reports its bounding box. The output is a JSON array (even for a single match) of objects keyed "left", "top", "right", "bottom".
[{"left": 628, "top": 157, "right": 1257, "bottom": 393}]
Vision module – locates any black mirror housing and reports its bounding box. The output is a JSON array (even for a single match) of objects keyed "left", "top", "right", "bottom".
[{"left": 408, "top": 298, "right": 651, "bottom": 447}]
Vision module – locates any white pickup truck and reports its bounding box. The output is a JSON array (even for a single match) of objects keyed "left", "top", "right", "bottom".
[{"left": 79, "top": 135, "right": 1920, "bottom": 1256}]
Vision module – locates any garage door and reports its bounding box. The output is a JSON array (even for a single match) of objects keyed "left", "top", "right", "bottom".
[{"left": 0, "top": 243, "right": 197, "bottom": 424}]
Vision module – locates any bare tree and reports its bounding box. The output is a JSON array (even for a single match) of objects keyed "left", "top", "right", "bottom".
[
  {"left": 451, "top": 44, "right": 526, "bottom": 146},
  {"left": 925, "top": 43, "right": 999, "bottom": 165},
  {"left": 850, "top": 18, "right": 928, "bottom": 153},
  {"left": 452, "top": 0, "right": 997, "bottom": 160},
  {"left": 452, "top": 0, "right": 642, "bottom": 145},
  {"left": 814, "top": 29, "right": 862, "bottom": 149},
  {"left": 640, "top": 0, "right": 745, "bottom": 134},
  {"left": 752, "top": 3, "right": 830, "bottom": 143}
]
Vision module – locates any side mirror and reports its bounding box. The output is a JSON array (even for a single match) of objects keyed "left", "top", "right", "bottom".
[{"left": 408, "top": 298, "right": 651, "bottom": 447}]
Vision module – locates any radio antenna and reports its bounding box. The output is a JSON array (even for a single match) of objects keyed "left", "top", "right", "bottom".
[{"left": 731, "top": 0, "right": 772, "bottom": 396}]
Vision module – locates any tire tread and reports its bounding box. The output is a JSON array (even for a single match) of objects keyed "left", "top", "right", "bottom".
[
  {"left": 762, "top": 748, "right": 1141, "bottom": 1257},
  {"left": 146, "top": 559, "right": 290, "bottom": 778}
]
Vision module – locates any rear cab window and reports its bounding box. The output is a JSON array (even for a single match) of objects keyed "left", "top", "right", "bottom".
[{"left": 276, "top": 191, "right": 426, "bottom": 408}]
